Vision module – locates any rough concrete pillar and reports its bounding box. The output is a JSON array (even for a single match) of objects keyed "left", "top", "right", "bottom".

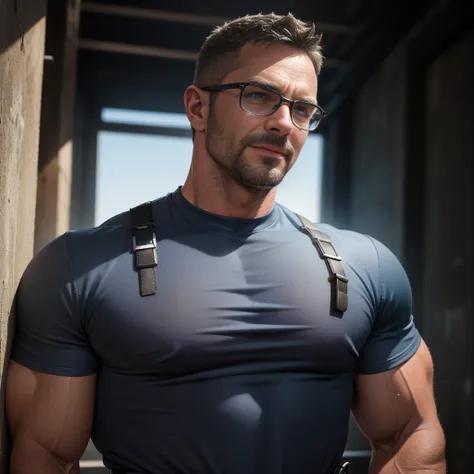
[
  {"left": 0, "top": 0, "right": 47, "bottom": 468},
  {"left": 422, "top": 29, "right": 474, "bottom": 472},
  {"left": 34, "top": 0, "right": 81, "bottom": 253}
]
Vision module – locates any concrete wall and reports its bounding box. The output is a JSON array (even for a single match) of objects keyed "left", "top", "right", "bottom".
[
  {"left": 34, "top": 0, "right": 81, "bottom": 253},
  {"left": 321, "top": 3, "right": 474, "bottom": 471},
  {"left": 350, "top": 47, "right": 407, "bottom": 257},
  {"left": 0, "top": 0, "right": 47, "bottom": 468},
  {"left": 321, "top": 34, "right": 409, "bottom": 260},
  {"left": 421, "top": 29, "right": 474, "bottom": 473}
]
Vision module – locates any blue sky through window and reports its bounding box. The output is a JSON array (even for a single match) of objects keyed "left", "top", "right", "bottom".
[{"left": 95, "top": 109, "right": 323, "bottom": 226}]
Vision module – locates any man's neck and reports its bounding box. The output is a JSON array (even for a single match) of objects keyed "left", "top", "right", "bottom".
[{"left": 181, "top": 162, "right": 277, "bottom": 219}]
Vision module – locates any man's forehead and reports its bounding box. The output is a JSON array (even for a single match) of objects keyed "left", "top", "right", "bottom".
[
  {"left": 226, "top": 43, "right": 318, "bottom": 97},
  {"left": 239, "top": 43, "right": 313, "bottom": 70}
]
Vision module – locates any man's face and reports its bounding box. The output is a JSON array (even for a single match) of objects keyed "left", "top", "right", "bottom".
[{"left": 204, "top": 43, "right": 318, "bottom": 190}]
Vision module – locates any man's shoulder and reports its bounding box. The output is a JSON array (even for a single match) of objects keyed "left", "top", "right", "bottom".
[
  {"left": 66, "top": 192, "right": 173, "bottom": 244},
  {"left": 275, "top": 205, "right": 402, "bottom": 278},
  {"left": 315, "top": 223, "right": 382, "bottom": 256},
  {"left": 316, "top": 223, "right": 404, "bottom": 275},
  {"left": 33, "top": 206, "right": 133, "bottom": 278},
  {"left": 95, "top": 191, "right": 174, "bottom": 229},
  {"left": 312, "top": 223, "right": 409, "bottom": 298},
  {"left": 62, "top": 194, "right": 176, "bottom": 271},
  {"left": 47, "top": 217, "right": 128, "bottom": 257},
  {"left": 276, "top": 204, "right": 378, "bottom": 251}
]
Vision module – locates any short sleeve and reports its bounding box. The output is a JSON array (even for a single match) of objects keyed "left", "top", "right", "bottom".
[
  {"left": 355, "top": 237, "right": 421, "bottom": 374},
  {"left": 10, "top": 233, "right": 98, "bottom": 376}
]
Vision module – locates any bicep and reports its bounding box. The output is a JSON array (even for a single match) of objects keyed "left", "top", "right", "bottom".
[
  {"left": 352, "top": 339, "right": 439, "bottom": 446},
  {"left": 6, "top": 361, "right": 96, "bottom": 465},
  {"left": 11, "top": 233, "right": 98, "bottom": 377}
]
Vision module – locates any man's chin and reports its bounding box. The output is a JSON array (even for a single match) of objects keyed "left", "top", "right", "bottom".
[
  {"left": 238, "top": 170, "right": 285, "bottom": 190},
  {"left": 234, "top": 150, "right": 288, "bottom": 189}
]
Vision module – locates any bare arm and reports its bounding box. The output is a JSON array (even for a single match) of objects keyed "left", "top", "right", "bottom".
[
  {"left": 352, "top": 339, "right": 446, "bottom": 473},
  {"left": 6, "top": 361, "right": 96, "bottom": 474}
]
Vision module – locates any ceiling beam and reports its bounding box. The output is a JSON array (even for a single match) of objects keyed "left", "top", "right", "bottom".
[
  {"left": 100, "top": 121, "right": 192, "bottom": 138},
  {"left": 81, "top": 2, "right": 359, "bottom": 34},
  {"left": 81, "top": 2, "right": 228, "bottom": 27},
  {"left": 79, "top": 39, "right": 346, "bottom": 67},
  {"left": 79, "top": 39, "right": 198, "bottom": 62}
]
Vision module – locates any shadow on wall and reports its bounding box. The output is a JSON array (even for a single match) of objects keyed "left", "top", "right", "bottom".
[
  {"left": 37, "top": 0, "right": 80, "bottom": 173},
  {"left": 0, "top": 1, "right": 48, "bottom": 473},
  {"left": 0, "top": 0, "right": 46, "bottom": 57}
]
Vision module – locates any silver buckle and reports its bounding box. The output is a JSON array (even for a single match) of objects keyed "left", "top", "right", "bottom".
[{"left": 132, "top": 225, "right": 156, "bottom": 251}]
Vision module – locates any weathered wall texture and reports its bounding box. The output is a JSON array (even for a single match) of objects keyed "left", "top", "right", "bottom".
[
  {"left": 421, "top": 29, "right": 474, "bottom": 473},
  {"left": 34, "top": 0, "right": 81, "bottom": 253},
  {"left": 350, "top": 47, "right": 407, "bottom": 257},
  {"left": 321, "top": 3, "right": 474, "bottom": 470},
  {"left": 0, "top": 0, "right": 47, "bottom": 467}
]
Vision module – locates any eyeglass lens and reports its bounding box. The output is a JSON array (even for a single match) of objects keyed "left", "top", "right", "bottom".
[{"left": 240, "top": 84, "right": 321, "bottom": 130}]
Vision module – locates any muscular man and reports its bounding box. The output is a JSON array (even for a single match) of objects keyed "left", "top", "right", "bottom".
[{"left": 7, "top": 12, "right": 445, "bottom": 474}]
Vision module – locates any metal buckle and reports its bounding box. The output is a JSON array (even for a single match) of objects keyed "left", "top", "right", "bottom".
[
  {"left": 329, "top": 272, "right": 349, "bottom": 283},
  {"left": 301, "top": 226, "right": 332, "bottom": 244},
  {"left": 132, "top": 225, "right": 156, "bottom": 251},
  {"left": 333, "top": 461, "right": 350, "bottom": 474},
  {"left": 313, "top": 239, "right": 342, "bottom": 261},
  {"left": 340, "top": 461, "right": 350, "bottom": 473}
]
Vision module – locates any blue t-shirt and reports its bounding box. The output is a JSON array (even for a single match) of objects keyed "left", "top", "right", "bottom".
[{"left": 11, "top": 187, "right": 420, "bottom": 474}]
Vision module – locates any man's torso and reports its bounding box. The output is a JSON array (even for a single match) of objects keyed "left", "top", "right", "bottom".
[{"left": 12, "top": 188, "right": 420, "bottom": 474}]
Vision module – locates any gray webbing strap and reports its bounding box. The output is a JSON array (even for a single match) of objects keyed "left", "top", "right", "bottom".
[
  {"left": 130, "top": 202, "right": 157, "bottom": 297},
  {"left": 296, "top": 213, "right": 348, "bottom": 314}
]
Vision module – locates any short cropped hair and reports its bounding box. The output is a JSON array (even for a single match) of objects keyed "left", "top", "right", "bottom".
[{"left": 194, "top": 12, "right": 324, "bottom": 86}]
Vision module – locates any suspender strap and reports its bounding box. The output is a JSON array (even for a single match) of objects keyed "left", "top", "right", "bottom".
[
  {"left": 130, "top": 202, "right": 157, "bottom": 297},
  {"left": 296, "top": 213, "right": 348, "bottom": 314}
]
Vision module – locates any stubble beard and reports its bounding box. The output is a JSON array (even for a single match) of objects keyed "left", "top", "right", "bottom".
[{"left": 205, "top": 111, "right": 293, "bottom": 191}]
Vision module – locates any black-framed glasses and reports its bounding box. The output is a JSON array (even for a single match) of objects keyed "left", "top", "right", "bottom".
[{"left": 200, "top": 81, "right": 326, "bottom": 131}]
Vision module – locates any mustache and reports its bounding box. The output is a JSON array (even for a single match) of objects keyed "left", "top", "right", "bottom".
[{"left": 242, "top": 134, "right": 294, "bottom": 157}]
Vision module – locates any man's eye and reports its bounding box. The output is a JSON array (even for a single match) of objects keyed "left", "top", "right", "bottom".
[
  {"left": 245, "top": 92, "right": 270, "bottom": 101},
  {"left": 294, "top": 104, "right": 312, "bottom": 117}
]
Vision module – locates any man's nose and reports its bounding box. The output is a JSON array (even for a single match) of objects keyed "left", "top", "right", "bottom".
[{"left": 264, "top": 103, "right": 294, "bottom": 135}]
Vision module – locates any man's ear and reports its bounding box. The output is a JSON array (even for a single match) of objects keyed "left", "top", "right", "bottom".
[{"left": 184, "top": 86, "right": 208, "bottom": 134}]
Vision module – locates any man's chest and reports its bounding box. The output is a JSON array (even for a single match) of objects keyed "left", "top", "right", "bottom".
[{"left": 86, "top": 230, "right": 374, "bottom": 376}]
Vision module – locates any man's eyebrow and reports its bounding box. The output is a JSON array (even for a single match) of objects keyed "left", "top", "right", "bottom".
[{"left": 251, "top": 79, "right": 317, "bottom": 104}]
